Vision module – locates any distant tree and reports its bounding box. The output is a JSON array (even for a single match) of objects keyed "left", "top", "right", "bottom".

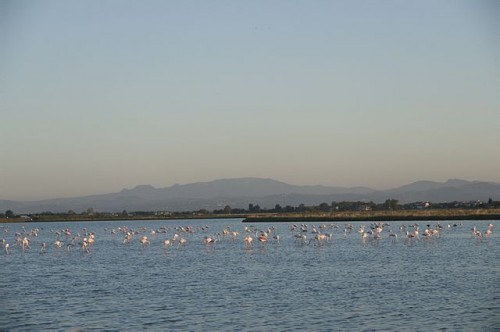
[
  {"left": 488, "top": 198, "right": 493, "bottom": 205},
  {"left": 297, "top": 204, "right": 306, "bottom": 213},
  {"left": 223, "top": 205, "right": 232, "bottom": 214},
  {"left": 274, "top": 204, "right": 283, "bottom": 213},
  {"left": 67, "top": 210, "right": 76, "bottom": 215},
  {"left": 5, "top": 210, "right": 15, "bottom": 218},
  {"left": 121, "top": 210, "right": 128, "bottom": 216},
  {"left": 319, "top": 202, "right": 330, "bottom": 212},
  {"left": 248, "top": 204, "right": 260, "bottom": 212},
  {"left": 337, "top": 201, "right": 353, "bottom": 211},
  {"left": 383, "top": 199, "right": 399, "bottom": 210}
]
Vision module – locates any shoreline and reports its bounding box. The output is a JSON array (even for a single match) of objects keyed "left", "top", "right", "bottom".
[
  {"left": 242, "top": 209, "right": 500, "bottom": 223},
  {"left": 0, "top": 215, "right": 245, "bottom": 223},
  {"left": 2, "top": 209, "right": 500, "bottom": 224},
  {"left": 242, "top": 214, "right": 500, "bottom": 223}
]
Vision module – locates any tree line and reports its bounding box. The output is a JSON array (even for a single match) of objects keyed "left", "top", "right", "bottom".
[
  {"left": 2, "top": 198, "right": 499, "bottom": 220},
  {"left": 213, "top": 198, "right": 499, "bottom": 215}
]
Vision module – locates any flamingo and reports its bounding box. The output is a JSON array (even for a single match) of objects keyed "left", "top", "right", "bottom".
[
  {"left": 172, "top": 233, "right": 180, "bottom": 242},
  {"left": 389, "top": 232, "right": 397, "bottom": 242},
  {"left": 243, "top": 235, "right": 253, "bottom": 246},
  {"left": 294, "top": 233, "right": 307, "bottom": 244},
  {"left": 163, "top": 239, "right": 172, "bottom": 248},
  {"left": 258, "top": 232, "right": 268, "bottom": 243},
  {"left": 21, "top": 237, "right": 30, "bottom": 251},
  {"left": 123, "top": 231, "right": 134, "bottom": 244},
  {"left": 485, "top": 224, "right": 493, "bottom": 236},
  {"left": 413, "top": 227, "right": 420, "bottom": 239},
  {"left": 80, "top": 240, "right": 89, "bottom": 253},
  {"left": 203, "top": 236, "right": 217, "bottom": 244},
  {"left": 405, "top": 231, "right": 413, "bottom": 238},
  {"left": 315, "top": 233, "right": 329, "bottom": 244},
  {"left": 140, "top": 236, "right": 150, "bottom": 247},
  {"left": 178, "top": 238, "right": 187, "bottom": 247},
  {"left": 358, "top": 225, "right": 365, "bottom": 234}
]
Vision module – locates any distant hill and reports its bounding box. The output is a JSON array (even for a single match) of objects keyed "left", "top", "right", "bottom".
[{"left": 1, "top": 178, "right": 499, "bottom": 214}]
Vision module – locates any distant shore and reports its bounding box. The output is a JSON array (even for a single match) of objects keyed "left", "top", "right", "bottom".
[
  {"left": 1, "top": 209, "right": 500, "bottom": 224},
  {"left": 242, "top": 209, "right": 500, "bottom": 223},
  {"left": 0, "top": 214, "right": 243, "bottom": 223}
]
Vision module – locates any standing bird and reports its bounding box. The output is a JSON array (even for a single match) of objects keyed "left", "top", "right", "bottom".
[
  {"left": 243, "top": 235, "right": 253, "bottom": 246},
  {"left": 140, "top": 236, "right": 150, "bottom": 247},
  {"left": 78, "top": 239, "right": 89, "bottom": 253},
  {"left": 258, "top": 232, "right": 268, "bottom": 243},
  {"left": 21, "top": 237, "right": 30, "bottom": 251},
  {"left": 314, "top": 233, "right": 329, "bottom": 245},
  {"left": 485, "top": 224, "right": 493, "bottom": 237},
  {"left": 178, "top": 238, "right": 187, "bottom": 248},
  {"left": 203, "top": 236, "right": 217, "bottom": 244},
  {"left": 389, "top": 232, "right": 398, "bottom": 242}
]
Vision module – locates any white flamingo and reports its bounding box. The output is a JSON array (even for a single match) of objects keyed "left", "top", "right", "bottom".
[
  {"left": 140, "top": 236, "right": 150, "bottom": 247},
  {"left": 243, "top": 235, "right": 253, "bottom": 246},
  {"left": 203, "top": 235, "right": 217, "bottom": 244},
  {"left": 21, "top": 237, "right": 30, "bottom": 251},
  {"left": 389, "top": 232, "right": 397, "bottom": 242},
  {"left": 178, "top": 238, "right": 187, "bottom": 248}
]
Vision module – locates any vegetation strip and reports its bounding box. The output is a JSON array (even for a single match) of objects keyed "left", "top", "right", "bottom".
[{"left": 242, "top": 209, "right": 500, "bottom": 223}]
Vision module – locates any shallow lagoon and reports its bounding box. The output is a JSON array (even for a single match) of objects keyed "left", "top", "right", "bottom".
[{"left": 1, "top": 219, "right": 497, "bottom": 331}]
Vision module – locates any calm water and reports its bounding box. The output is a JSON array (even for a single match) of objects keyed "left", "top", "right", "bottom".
[{"left": 0, "top": 219, "right": 498, "bottom": 331}]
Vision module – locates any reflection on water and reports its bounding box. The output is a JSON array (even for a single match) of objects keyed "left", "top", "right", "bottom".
[{"left": 0, "top": 219, "right": 498, "bottom": 331}]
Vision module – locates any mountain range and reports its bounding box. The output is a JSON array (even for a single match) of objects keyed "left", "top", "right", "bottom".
[{"left": 2, "top": 178, "right": 499, "bottom": 214}]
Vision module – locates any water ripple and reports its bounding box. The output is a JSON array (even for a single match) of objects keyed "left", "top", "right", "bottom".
[{"left": 0, "top": 219, "right": 497, "bottom": 331}]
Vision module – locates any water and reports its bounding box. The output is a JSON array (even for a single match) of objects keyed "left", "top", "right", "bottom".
[{"left": 1, "top": 219, "right": 498, "bottom": 331}]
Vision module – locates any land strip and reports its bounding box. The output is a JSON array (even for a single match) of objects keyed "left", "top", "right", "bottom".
[
  {"left": 2, "top": 209, "right": 500, "bottom": 223},
  {"left": 242, "top": 209, "right": 500, "bottom": 223}
]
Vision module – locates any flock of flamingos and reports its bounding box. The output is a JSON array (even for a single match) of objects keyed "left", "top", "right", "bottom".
[{"left": 0, "top": 221, "right": 495, "bottom": 255}]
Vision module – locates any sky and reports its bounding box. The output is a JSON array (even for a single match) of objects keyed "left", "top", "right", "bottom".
[{"left": 1, "top": 0, "right": 499, "bottom": 201}]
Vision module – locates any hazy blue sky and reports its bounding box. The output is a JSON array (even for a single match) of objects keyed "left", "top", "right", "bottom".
[{"left": 1, "top": 0, "right": 499, "bottom": 201}]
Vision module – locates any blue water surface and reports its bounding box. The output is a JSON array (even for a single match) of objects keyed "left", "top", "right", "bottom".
[{"left": 0, "top": 219, "right": 497, "bottom": 331}]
